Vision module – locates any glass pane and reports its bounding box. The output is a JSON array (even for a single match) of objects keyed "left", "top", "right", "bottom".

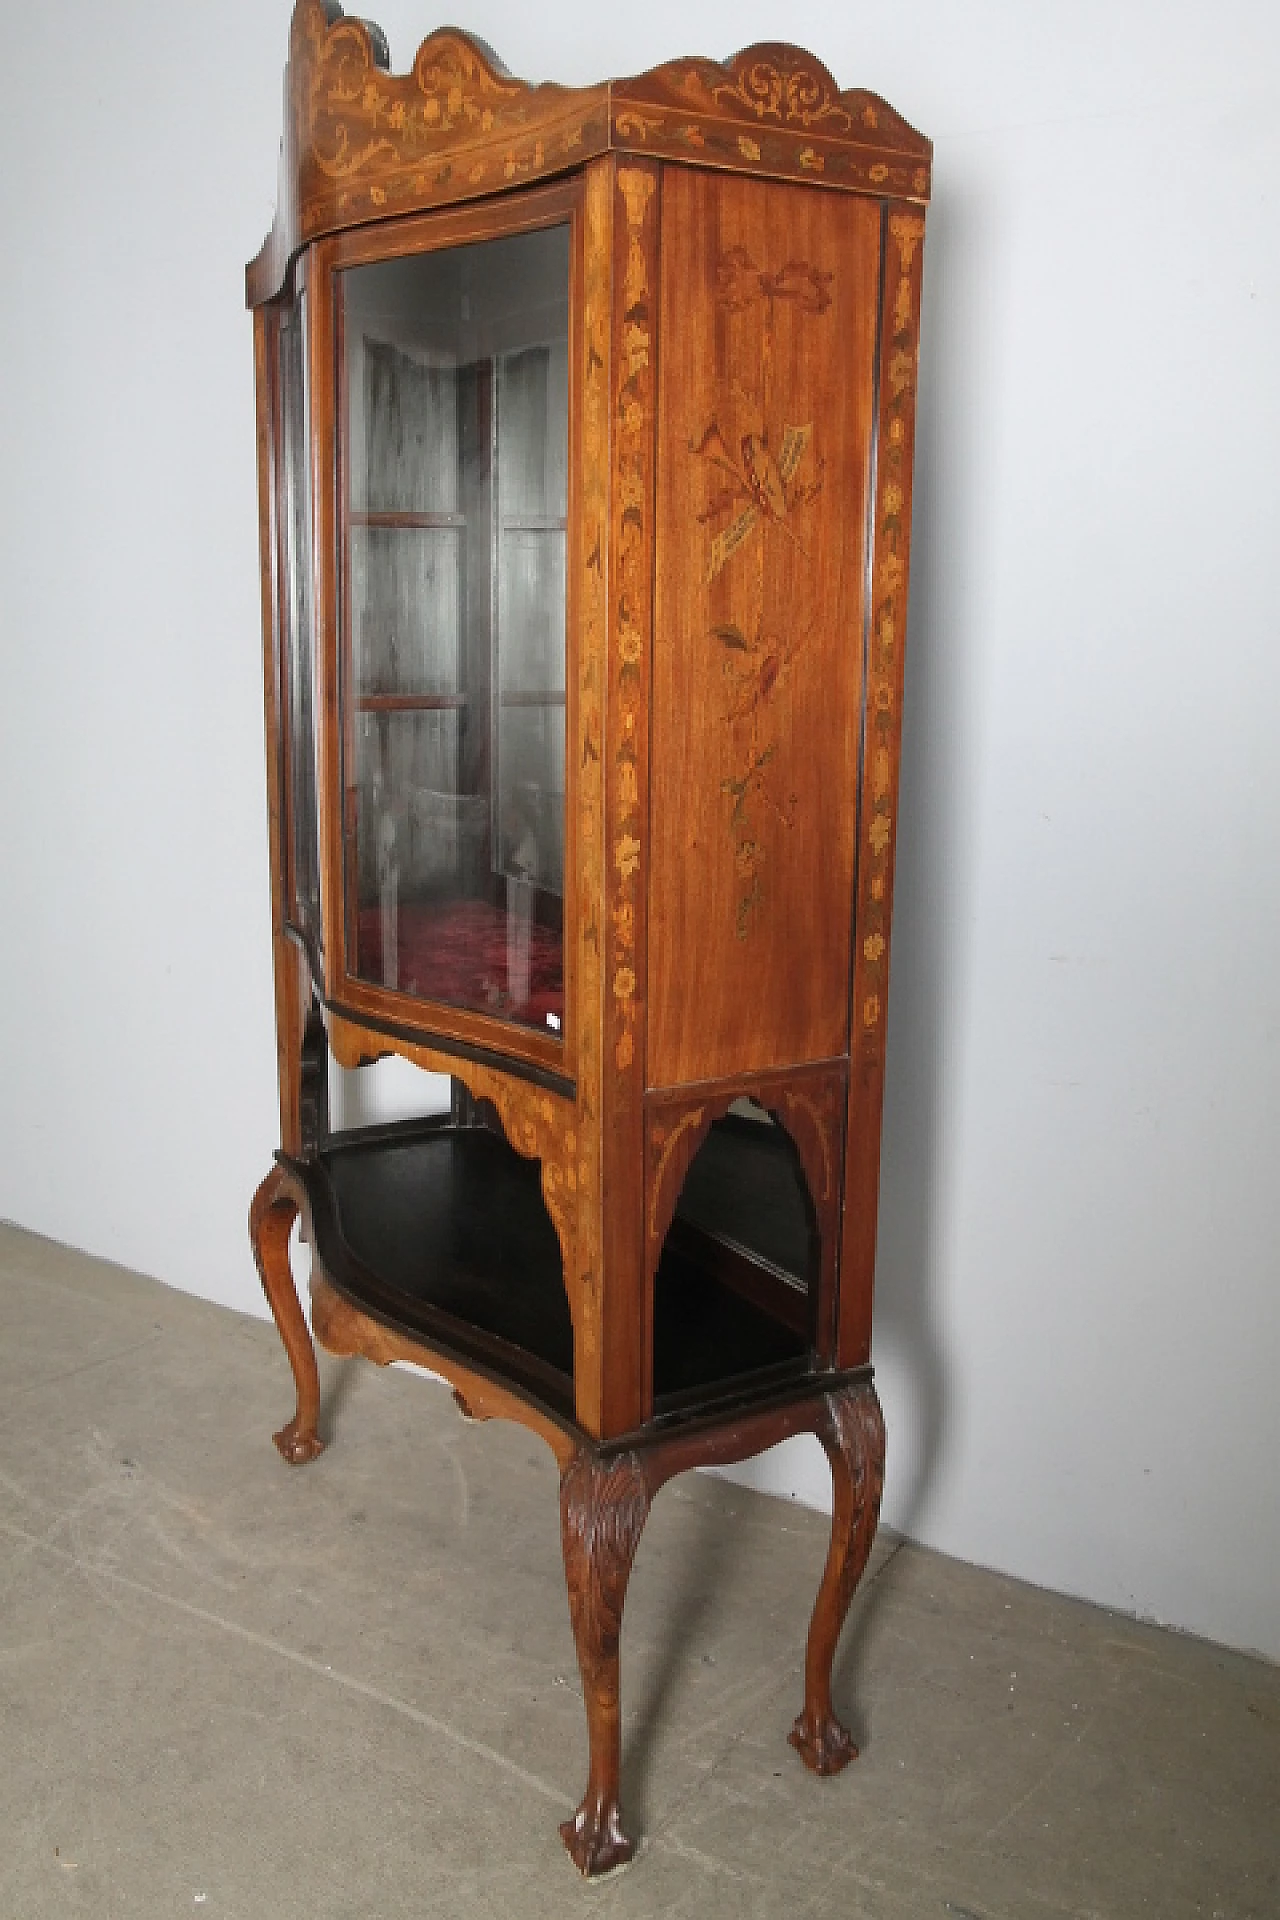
[
  {"left": 339, "top": 225, "right": 569, "bottom": 1036},
  {"left": 496, "top": 344, "right": 567, "bottom": 897},
  {"left": 278, "top": 295, "right": 322, "bottom": 959}
]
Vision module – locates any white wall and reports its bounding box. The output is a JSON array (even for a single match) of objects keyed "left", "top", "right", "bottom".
[{"left": 1, "top": 1, "right": 1276, "bottom": 1660}]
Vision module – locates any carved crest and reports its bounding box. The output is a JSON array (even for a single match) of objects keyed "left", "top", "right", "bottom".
[
  {"left": 248, "top": 4, "right": 931, "bottom": 307},
  {"left": 617, "top": 41, "right": 930, "bottom": 154},
  {"left": 709, "top": 47, "right": 866, "bottom": 133}
]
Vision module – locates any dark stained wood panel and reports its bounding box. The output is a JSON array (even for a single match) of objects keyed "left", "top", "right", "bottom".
[{"left": 647, "top": 168, "right": 881, "bottom": 1090}]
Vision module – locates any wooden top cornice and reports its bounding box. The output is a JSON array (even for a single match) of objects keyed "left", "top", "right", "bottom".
[{"left": 247, "top": 0, "right": 932, "bottom": 305}]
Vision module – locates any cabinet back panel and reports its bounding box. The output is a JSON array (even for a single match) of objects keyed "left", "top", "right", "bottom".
[{"left": 648, "top": 169, "right": 881, "bottom": 1089}]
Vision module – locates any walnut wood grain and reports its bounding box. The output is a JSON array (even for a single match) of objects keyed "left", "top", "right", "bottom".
[
  {"left": 568, "top": 157, "right": 614, "bottom": 1438},
  {"left": 838, "top": 203, "right": 927, "bottom": 1368},
  {"left": 310, "top": 1272, "right": 579, "bottom": 1468},
  {"left": 247, "top": 6, "right": 931, "bottom": 308},
  {"left": 612, "top": 45, "right": 930, "bottom": 210},
  {"left": 559, "top": 155, "right": 660, "bottom": 1442},
  {"left": 249, "top": 1164, "right": 324, "bottom": 1464},
  {"left": 592, "top": 157, "right": 660, "bottom": 1437},
  {"left": 647, "top": 168, "right": 881, "bottom": 1088},
  {"left": 556, "top": 1368, "right": 881, "bottom": 1871},
  {"left": 558, "top": 1447, "right": 651, "bottom": 1874},
  {"left": 789, "top": 1379, "right": 885, "bottom": 1771}
]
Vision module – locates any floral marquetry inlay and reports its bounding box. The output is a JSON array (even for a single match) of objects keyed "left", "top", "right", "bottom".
[
  {"left": 248, "top": 7, "right": 930, "bottom": 306},
  {"left": 568, "top": 160, "right": 615, "bottom": 1422},
  {"left": 708, "top": 53, "right": 871, "bottom": 132},
  {"left": 691, "top": 246, "right": 833, "bottom": 939},
  {"left": 275, "top": 0, "right": 610, "bottom": 257},
  {"left": 609, "top": 42, "right": 930, "bottom": 211},
  {"left": 616, "top": 42, "right": 929, "bottom": 152},
  {"left": 851, "top": 207, "right": 926, "bottom": 1065},
  {"left": 608, "top": 165, "right": 657, "bottom": 1070},
  {"left": 248, "top": 21, "right": 930, "bottom": 1863}
]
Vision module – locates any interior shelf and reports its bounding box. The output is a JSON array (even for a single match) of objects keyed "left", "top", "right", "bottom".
[
  {"left": 291, "top": 1114, "right": 814, "bottom": 1432},
  {"left": 654, "top": 1115, "right": 812, "bottom": 1411},
  {"left": 674, "top": 1114, "right": 813, "bottom": 1283},
  {"left": 293, "top": 1119, "right": 576, "bottom": 1416},
  {"left": 355, "top": 692, "right": 470, "bottom": 712},
  {"left": 350, "top": 510, "right": 466, "bottom": 528}
]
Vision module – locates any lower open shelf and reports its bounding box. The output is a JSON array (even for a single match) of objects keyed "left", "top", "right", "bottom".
[{"left": 288, "top": 1115, "right": 814, "bottom": 1432}]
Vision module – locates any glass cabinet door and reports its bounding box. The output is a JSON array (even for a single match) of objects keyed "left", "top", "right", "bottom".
[
  {"left": 276, "top": 289, "right": 322, "bottom": 965},
  {"left": 337, "top": 223, "right": 569, "bottom": 1037}
]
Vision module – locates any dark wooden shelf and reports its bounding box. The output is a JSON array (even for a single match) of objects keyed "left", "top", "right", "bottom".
[
  {"left": 502, "top": 515, "right": 567, "bottom": 532},
  {"left": 288, "top": 1117, "right": 812, "bottom": 1430},
  {"left": 655, "top": 1115, "right": 812, "bottom": 1407},
  {"left": 500, "top": 690, "right": 566, "bottom": 708},
  {"left": 350, "top": 510, "right": 466, "bottom": 529},
  {"left": 675, "top": 1114, "right": 813, "bottom": 1280},
  {"left": 292, "top": 1120, "right": 576, "bottom": 1417},
  {"left": 356, "top": 693, "right": 469, "bottom": 713}
]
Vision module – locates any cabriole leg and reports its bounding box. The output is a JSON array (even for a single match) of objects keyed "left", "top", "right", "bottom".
[
  {"left": 558, "top": 1447, "right": 651, "bottom": 1875},
  {"left": 248, "top": 1165, "right": 324, "bottom": 1466},
  {"left": 789, "top": 1380, "right": 885, "bottom": 1773}
]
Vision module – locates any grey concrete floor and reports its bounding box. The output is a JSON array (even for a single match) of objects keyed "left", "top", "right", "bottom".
[{"left": 1, "top": 1221, "right": 1276, "bottom": 1920}]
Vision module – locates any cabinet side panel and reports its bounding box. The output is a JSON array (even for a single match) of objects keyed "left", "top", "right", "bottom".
[
  {"left": 648, "top": 169, "right": 880, "bottom": 1089},
  {"left": 838, "top": 204, "right": 926, "bottom": 1367}
]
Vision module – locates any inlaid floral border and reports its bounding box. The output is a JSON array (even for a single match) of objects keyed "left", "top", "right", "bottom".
[
  {"left": 250, "top": 4, "right": 930, "bottom": 304},
  {"left": 607, "top": 167, "right": 657, "bottom": 1071},
  {"left": 851, "top": 209, "right": 925, "bottom": 1070}
]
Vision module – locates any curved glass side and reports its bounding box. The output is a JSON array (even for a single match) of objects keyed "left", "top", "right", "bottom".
[
  {"left": 337, "top": 223, "right": 569, "bottom": 1038},
  {"left": 276, "top": 292, "right": 322, "bottom": 965}
]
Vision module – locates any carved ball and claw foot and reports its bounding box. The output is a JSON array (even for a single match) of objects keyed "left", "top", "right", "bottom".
[
  {"left": 788, "top": 1381, "right": 885, "bottom": 1777},
  {"left": 249, "top": 1165, "right": 325, "bottom": 1467},
  {"left": 558, "top": 1447, "right": 652, "bottom": 1876},
  {"left": 272, "top": 1416, "right": 325, "bottom": 1467},
  {"left": 789, "top": 1704, "right": 858, "bottom": 1775},
  {"left": 560, "top": 1795, "right": 635, "bottom": 1879}
]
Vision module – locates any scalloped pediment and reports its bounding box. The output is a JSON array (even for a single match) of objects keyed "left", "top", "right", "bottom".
[{"left": 248, "top": 1, "right": 930, "bottom": 306}]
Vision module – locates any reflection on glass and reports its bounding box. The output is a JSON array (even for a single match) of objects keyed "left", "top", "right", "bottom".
[
  {"left": 278, "top": 294, "right": 322, "bottom": 959},
  {"left": 339, "top": 225, "right": 568, "bottom": 1035}
]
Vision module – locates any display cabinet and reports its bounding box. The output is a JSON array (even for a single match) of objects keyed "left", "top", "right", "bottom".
[{"left": 248, "top": 0, "right": 930, "bottom": 1874}]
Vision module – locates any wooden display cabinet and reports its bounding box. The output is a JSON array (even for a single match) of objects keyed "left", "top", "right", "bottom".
[{"left": 247, "top": 0, "right": 929, "bottom": 1875}]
